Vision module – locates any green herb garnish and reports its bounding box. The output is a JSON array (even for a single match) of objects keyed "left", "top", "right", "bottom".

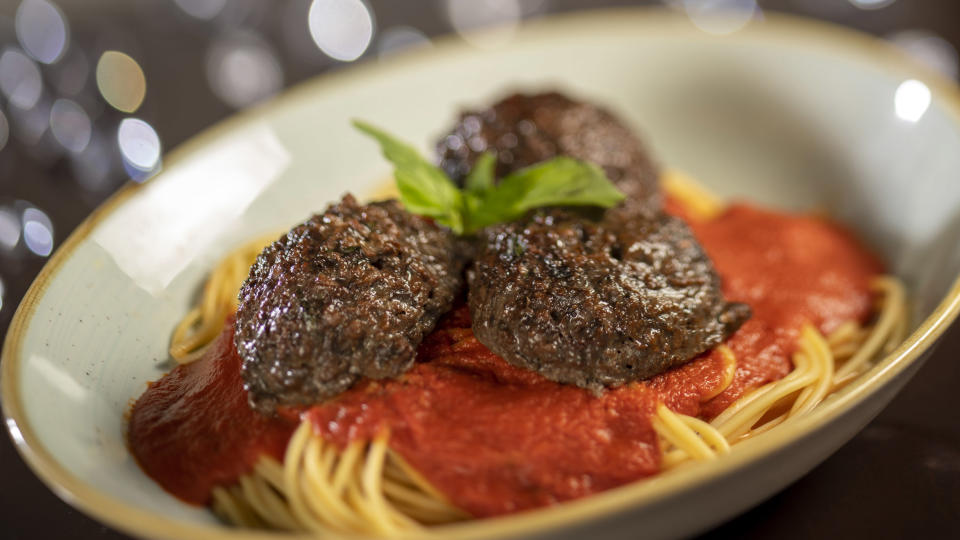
[{"left": 353, "top": 120, "right": 625, "bottom": 235}]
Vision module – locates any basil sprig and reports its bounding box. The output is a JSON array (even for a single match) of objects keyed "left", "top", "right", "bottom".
[{"left": 354, "top": 120, "right": 625, "bottom": 235}]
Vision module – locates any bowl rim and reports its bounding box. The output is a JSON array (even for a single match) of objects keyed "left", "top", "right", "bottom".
[{"left": 4, "top": 7, "right": 960, "bottom": 540}]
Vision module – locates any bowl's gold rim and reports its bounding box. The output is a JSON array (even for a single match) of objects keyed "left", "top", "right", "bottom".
[{"left": 4, "top": 7, "right": 960, "bottom": 540}]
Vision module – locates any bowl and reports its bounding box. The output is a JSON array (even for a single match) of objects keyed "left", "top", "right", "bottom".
[{"left": 3, "top": 8, "right": 960, "bottom": 540}]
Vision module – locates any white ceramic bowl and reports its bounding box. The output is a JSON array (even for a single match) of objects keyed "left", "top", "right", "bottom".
[{"left": 4, "top": 9, "right": 960, "bottom": 540}]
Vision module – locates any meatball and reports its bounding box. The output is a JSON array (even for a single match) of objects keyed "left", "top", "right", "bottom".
[
  {"left": 469, "top": 210, "right": 750, "bottom": 391},
  {"left": 235, "top": 195, "right": 465, "bottom": 414},
  {"left": 436, "top": 91, "right": 661, "bottom": 219}
]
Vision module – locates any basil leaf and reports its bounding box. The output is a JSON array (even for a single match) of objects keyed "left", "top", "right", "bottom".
[
  {"left": 353, "top": 120, "right": 465, "bottom": 234},
  {"left": 355, "top": 122, "right": 625, "bottom": 237},
  {"left": 463, "top": 157, "right": 625, "bottom": 233},
  {"left": 463, "top": 152, "right": 496, "bottom": 195}
]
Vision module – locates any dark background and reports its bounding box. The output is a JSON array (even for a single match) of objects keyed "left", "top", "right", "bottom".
[{"left": 1, "top": 0, "right": 958, "bottom": 538}]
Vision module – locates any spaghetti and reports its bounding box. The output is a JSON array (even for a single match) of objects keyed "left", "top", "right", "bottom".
[
  {"left": 158, "top": 171, "right": 908, "bottom": 535},
  {"left": 210, "top": 424, "right": 467, "bottom": 535}
]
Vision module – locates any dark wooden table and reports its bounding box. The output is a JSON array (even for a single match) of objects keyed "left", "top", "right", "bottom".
[{"left": 1, "top": 1, "right": 958, "bottom": 538}]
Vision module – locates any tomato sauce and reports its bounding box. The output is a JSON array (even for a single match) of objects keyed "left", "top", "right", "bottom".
[
  {"left": 128, "top": 201, "right": 881, "bottom": 516},
  {"left": 680, "top": 202, "right": 882, "bottom": 417},
  {"left": 127, "top": 319, "right": 297, "bottom": 505}
]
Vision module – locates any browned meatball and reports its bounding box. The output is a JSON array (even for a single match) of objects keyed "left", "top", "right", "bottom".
[
  {"left": 235, "top": 195, "right": 465, "bottom": 414},
  {"left": 436, "top": 91, "right": 661, "bottom": 220},
  {"left": 469, "top": 210, "right": 750, "bottom": 391}
]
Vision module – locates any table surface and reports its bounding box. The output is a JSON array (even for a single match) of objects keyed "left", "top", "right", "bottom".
[{"left": 1, "top": 1, "right": 959, "bottom": 538}]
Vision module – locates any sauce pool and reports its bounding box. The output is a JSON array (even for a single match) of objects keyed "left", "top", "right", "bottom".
[
  {"left": 127, "top": 319, "right": 297, "bottom": 505},
  {"left": 128, "top": 201, "right": 882, "bottom": 515}
]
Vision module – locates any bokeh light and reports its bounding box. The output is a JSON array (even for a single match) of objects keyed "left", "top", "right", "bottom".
[
  {"left": 96, "top": 50, "right": 147, "bottom": 113},
  {"left": 849, "top": 0, "right": 896, "bottom": 10},
  {"left": 683, "top": 0, "right": 759, "bottom": 36},
  {"left": 446, "top": 0, "right": 521, "bottom": 49},
  {"left": 894, "top": 79, "right": 932, "bottom": 122},
  {"left": 377, "top": 26, "right": 432, "bottom": 58},
  {"left": 49, "top": 98, "right": 91, "bottom": 153},
  {"left": 174, "top": 0, "right": 229, "bottom": 20},
  {"left": 889, "top": 30, "right": 959, "bottom": 81},
  {"left": 281, "top": 0, "right": 335, "bottom": 68},
  {"left": 117, "top": 117, "right": 161, "bottom": 175},
  {"left": 0, "top": 206, "right": 19, "bottom": 252},
  {"left": 206, "top": 32, "right": 283, "bottom": 108},
  {"left": 308, "top": 0, "right": 374, "bottom": 61},
  {"left": 15, "top": 0, "right": 69, "bottom": 65},
  {"left": 22, "top": 206, "right": 54, "bottom": 257},
  {"left": 0, "top": 48, "right": 44, "bottom": 110}
]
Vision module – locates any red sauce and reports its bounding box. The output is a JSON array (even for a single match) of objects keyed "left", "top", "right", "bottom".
[
  {"left": 128, "top": 319, "right": 297, "bottom": 505},
  {"left": 128, "top": 201, "right": 882, "bottom": 516},
  {"left": 683, "top": 203, "right": 883, "bottom": 416}
]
